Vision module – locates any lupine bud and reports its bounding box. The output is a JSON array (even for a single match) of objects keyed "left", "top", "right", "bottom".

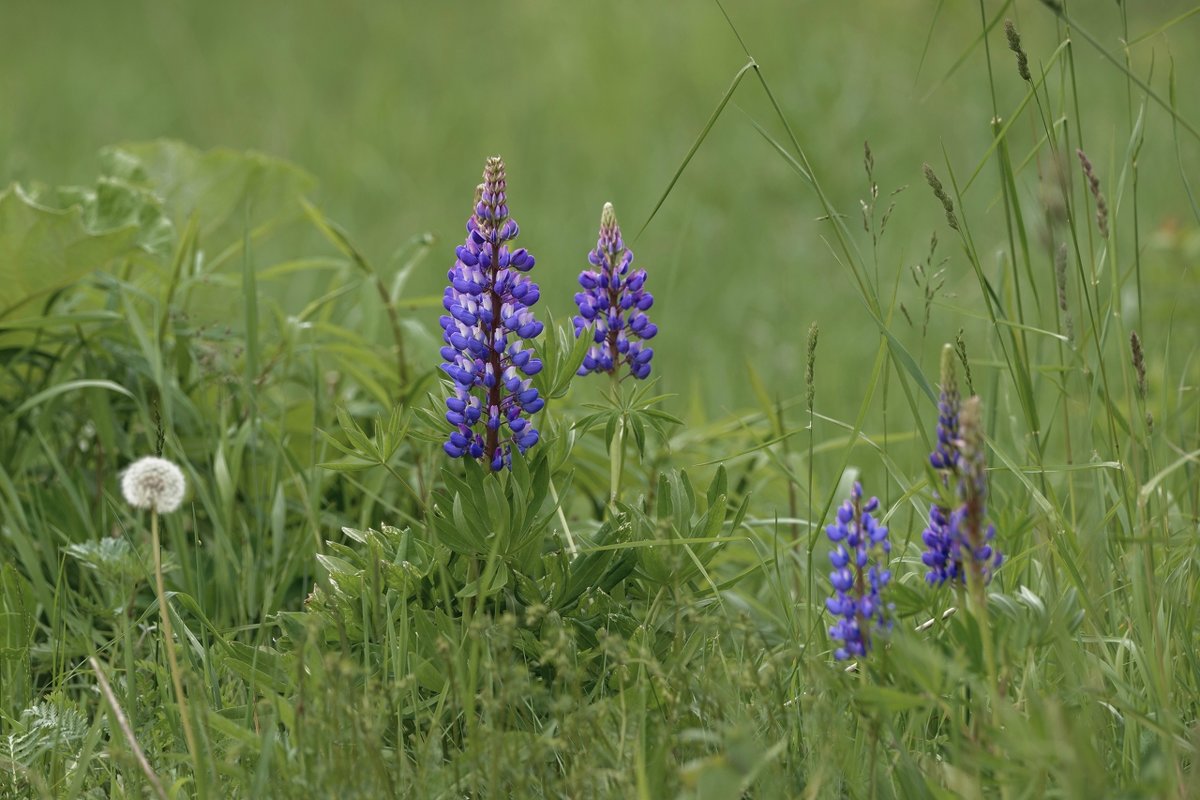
[
  {"left": 573, "top": 203, "right": 657, "bottom": 380},
  {"left": 439, "top": 157, "right": 544, "bottom": 471},
  {"left": 825, "top": 481, "right": 892, "bottom": 660}
]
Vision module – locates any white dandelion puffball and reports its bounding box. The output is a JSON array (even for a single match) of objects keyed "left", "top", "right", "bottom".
[{"left": 121, "top": 456, "right": 187, "bottom": 514}]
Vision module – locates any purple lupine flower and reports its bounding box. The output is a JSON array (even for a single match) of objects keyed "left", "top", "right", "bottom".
[
  {"left": 923, "top": 345, "right": 961, "bottom": 585},
  {"left": 573, "top": 203, "right": 657, "bottom": 380},
  {"left": 921, "top": 502, "right": 961, "bottom": 586},
  {"left": 922, "top": 392, "right": 1003, "bottom": 588},
  {"left": 439, "top": 157, "right": 545, "bottom": 471},
  {"left": 825, "top": 482, "right": 892, "bottom": 660}
]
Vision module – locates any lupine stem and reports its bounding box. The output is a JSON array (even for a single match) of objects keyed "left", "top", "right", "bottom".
[
  {"left": 484, "top": 233, "right": 504, "bottom": 464},
  {"left": 608, "top": 372, "right": 625, "bottom": 514},
  {"left": 547, "top": 477, "right": 578, "bottom": 556}
]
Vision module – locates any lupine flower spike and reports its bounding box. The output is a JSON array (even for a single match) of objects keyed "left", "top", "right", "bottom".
[
  {"left": 922, "top": 377, "right": 1003, "bottom": 589},
  {"left": 439, "top": 157, "right": 545, "bottom": 471},
  {"left": 574, "top": 202, "right": 657, "bottom": 379},
  {"left": 826, "top": 482, "right": 892, "bottom": 660},
  {"left": 922, "top": 345, "right": 962, "bottom": 585}
]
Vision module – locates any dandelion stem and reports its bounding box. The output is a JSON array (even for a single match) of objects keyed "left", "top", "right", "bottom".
[{"left": 151, "top": 509, "right": 200, "bottom": 779}]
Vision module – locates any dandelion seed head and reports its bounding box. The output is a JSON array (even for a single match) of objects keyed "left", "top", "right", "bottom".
[{"left": 121, "top": 456, "right": 186, "bottom": 514}]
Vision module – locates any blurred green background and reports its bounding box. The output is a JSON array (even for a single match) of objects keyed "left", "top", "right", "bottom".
[{"left": 2, "top": 0, "right": 1197, "bottom": 412}]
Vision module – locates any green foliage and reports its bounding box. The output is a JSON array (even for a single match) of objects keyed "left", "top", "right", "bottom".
[{"left": 0, "top": 185, "right": 140, "bottom": 319}]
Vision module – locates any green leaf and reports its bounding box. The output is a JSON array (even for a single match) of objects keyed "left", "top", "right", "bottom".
[
  {"left": 855, "top": 685, "right": 931, "bottom": 713},
  {"left": 706, "top": 465, "right": 728, "bottom": 509},
  {"left": 0, "top": 564, "right": 35, "bottom": 658},
  {"left": 220, "top": 641, "right": 294, "bottom": 695},
  {"left": 0, "top": 186, "right": 140, "bottom": 319},
  {"left": 104, "top": 140, "right": 315, "bottom": 253},
  {"left": 8, "top": 379, "right": 135, "bottom": 420}
]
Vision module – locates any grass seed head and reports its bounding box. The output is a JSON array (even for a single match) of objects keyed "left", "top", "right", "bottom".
[{"left": 1005, "top": 20, "right": 1031, "bottom": 82}]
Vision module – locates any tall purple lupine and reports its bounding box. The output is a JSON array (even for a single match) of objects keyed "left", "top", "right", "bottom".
[
  {"left": 826, "top": 482, "right": 892, "bottom": 660},
  {"left": 439, "top": 157, "right": 545, "bottom": 471},
  {"left": 921, "top": 347, "right": 1002, "bottom": 588},
  {"left": 573, "top": 203, "right": 657, "bottom": 380}
]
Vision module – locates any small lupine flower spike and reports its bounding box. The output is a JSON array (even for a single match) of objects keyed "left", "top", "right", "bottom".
[
  {"left": 825, "top": 482, "right": 892, "bottom": 660},
  {"left": 573, "top": 203, "right": 657, "bottom": 380},
  {"left": 439, "top": 157, "right": 545, "bottom": 471},
  {"left": 930, "top": 344, "right": 960, "bottom": 471},
  {"left": 923, "top": 344, "right": 962, "bottom": 585},
  {"left": 922, "top": 395, "right": 1003, "bottom": 588},
  {"left": 121, "top": 456, "right": 186, "bottom": 514}
]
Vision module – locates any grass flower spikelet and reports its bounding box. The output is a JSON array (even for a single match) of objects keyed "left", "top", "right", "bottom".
[
  {"left": 121, "top": 456, "right": 186, "bottom": 514},
  {"left": 825, "top": 481, "right": 892, "bottom": 660},
  {"left": 574, "top": 202, "right": 657, "bottom": 380},
  {"left": 958, "top": 396, "right": 1003, "bottom": 585},
  {"left": 1005, "top": 19, "right": 1031, "bottom": 81},
  {"left": 1076, "top": 148, "right": 1109, "bottom": 239},
  {"left": 439, "top": 156, "right": 545, "bottom": 471}
]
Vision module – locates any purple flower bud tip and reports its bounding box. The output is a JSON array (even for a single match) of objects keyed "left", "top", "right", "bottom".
[
  {"left": 439, "top": 157, "right": 545, "bottom": 471},
  {"left": 574, "top": 203, "right": 657, "bottom": 381}
]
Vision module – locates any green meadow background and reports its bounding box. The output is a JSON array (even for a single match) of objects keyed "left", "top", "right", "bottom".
[{"left": 4, "top": 0, "right": 1195, "bottom": 413}]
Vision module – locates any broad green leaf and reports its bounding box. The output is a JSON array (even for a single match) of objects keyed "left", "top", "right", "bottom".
[
  {"left": 0, "top": 186, "right": 140, "bottom": 319},
  {"left": 103, "top": 140, "right": 315, "bottom": 253}
]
